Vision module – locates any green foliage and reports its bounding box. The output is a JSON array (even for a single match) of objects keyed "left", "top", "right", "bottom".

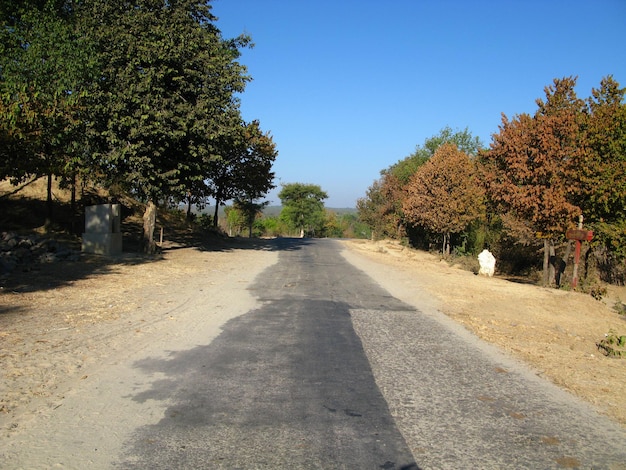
[
  {"left": 278, "top": 183, "right": 328, "bottom": 237},
  {"left": 230, "top": 198, "right": 269, "bottom": 237},
  {"left": 0, "top": 0, "right": 97, "bottom": 185},
  {"left": 335, "top": 212, "right": 371, "bottom": 239},
  {"left": 384, "top": 126, "right": 484, "bottom": 184},
  {"left": 224, "top": 205, "right": 245, "bottom": 236},
  {"left": 251, "top": 209, "right": 367, "bottom": 239},
  {"left": 581, "top": 76, "right": 626, "bottom": 225},
  {"left": 82, "top": 0, "right": 252, "bottom": 203},
  {"left": 256, "top": 216, "right": 288, "bottom": 238},
  {"left": 1, "top": 0, "right": 277, "bottom": 236},
  {"left": 597, "top": 330, "right": 626, "bottom": 357},
  {"left": 207, "top": 120, "right": 277, "bottom": 226}
]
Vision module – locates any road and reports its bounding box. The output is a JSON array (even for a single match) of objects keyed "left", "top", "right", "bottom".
[{"left": 3, "top": 238, "right": 626, "bottom": 469}]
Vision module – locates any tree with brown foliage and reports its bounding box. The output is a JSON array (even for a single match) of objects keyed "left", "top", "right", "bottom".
[
  {"left": 479, "top": 77, "right": 587, "bottom": 284},
  {"left": 403, "top": 143, "right": 484, "bottom": 255},
  {"left": 358, "top": 127, "right": 483, "bottom": 242},
  {"left": 356, "top": 173, "right": 405, "bottom": 240}
]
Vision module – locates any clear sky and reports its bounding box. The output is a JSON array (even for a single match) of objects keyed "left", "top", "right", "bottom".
[{"left": 211, "top": 0, "right": 626, "bottom": 208}]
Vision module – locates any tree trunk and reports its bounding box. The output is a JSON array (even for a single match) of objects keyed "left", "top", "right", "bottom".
[
  {"left": 542, "top": 239, "right": 550, "bottom": 286},
  {"left": 548, "top": 241, "right": 556, "bottom": 285},
  {"left": 555, "top": 242, "right": 571, "bottom": 287},
  {"left": 44, "top": 173, "right": 53, "bottom": 231},
  {"left": 213, "top": 199, "right": 220, "bottom": 227},
  {"left": 70, "top": 173, "right": 76, "bottom": 212},
  {"left": 186, "top": 199, "right": 192, "bottom": 221},
  {"left": 142, "top": 201, "right": 158, "bottom": 254},
  {"left": 442, "top": 232, "right": 450, "bottom": 256},
  {"left": 70, "top": 173, "right": 78, "bottom": 235}
]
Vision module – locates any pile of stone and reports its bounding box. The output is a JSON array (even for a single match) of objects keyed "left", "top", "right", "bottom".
[{"left": 0, "top": 232, "right": 81, "bottom": 276}]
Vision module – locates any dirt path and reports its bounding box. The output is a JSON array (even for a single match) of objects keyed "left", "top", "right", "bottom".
[
  {"left": 1, "top": 236, "right": 625, "bottom": 439},
  {"left": 0, "top": 239, "right": 279, "bottom": 432}
]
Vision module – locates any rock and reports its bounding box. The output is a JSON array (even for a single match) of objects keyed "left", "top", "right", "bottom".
[
  {"left": 39, "top": 252, "right": 58, "bottom": 263},
  {"left": 478, "top": 249, "right": 496, "bottom": 277},
  {"left": 0, "top": 256, "right": 17, "bottom": 274},
  {"left": 0, "top": 232, "right": 80, "bottom": 275}
]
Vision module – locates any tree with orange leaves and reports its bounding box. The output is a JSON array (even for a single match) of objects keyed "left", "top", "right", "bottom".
[
  {"left": 403, "top": 143, "right": 485, "bottom": 255},
  {"left": 479, "top": 77, "right": 588, "bottom": 284}
]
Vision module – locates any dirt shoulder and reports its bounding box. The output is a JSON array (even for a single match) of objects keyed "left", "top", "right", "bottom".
[
  {"left": 0, "top": 237, "right": 279, "bottom": 429},
  {"left": 342, "top": 239, "right": 626, "bottom": 428}
]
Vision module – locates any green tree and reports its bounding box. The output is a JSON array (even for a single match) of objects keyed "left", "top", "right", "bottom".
[
  {"left": 385, "top": 126, "right": 484, "bottom": 185},
  {"left": 403, "top": 144, "right": 485, "bottom": 255},
  {"left": 356, "top": 174, "right": 404, "bottom": 240},
  {"left": 256, "top": 215, "right": 288, "bottom": 238},
  {"left": 79, "top": 0, "right": 251, "bottom": 251},
  {"left": 232, "top": 198, "right": 269, "bottom": 237},
  {"left": 0, "top": 0, "right": 96, "bottom": 225},
  {"left": 580, "top": 76, "right": 626, "bottom": 283},
  {"left": 208, "top": 120, "right": 277, "bottom": 226},
  {"left": 278, "top": 183, "right": 328, "bottom": 237},
  {"left": 358, "top": 127, "right": 483, "bottom": 241},
  {"left": 582, "top": 76, "right": 626, "bottom": 224},
  {"left": 224, "top": 204, "right": 245, "bottom": 236}
]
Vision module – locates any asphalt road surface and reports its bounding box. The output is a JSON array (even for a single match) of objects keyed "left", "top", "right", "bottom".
[{"left": 3, "top": 238, "right": 625, "bottom": 469}]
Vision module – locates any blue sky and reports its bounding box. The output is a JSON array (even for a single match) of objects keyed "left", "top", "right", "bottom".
[{"left": 211, "top": 0, "right": 626, "bottom": 208}]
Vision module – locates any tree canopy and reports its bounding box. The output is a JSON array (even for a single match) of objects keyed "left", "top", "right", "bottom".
[
  {"left": 358, "top": 126, "right": 484, "bottom": 243},
  {"left": 278, "top": 183, "right": 328, "bottom": 237},
  {"left": 80, "top": 0, "right": 251, "bottom": 203},
  {"left": 358, "top": 76, "right": 626, "bottom": 286},
  {"left": 0, "top": 0, "right": 97, "bottom": 221},
  {"left": 403, "top": 143, "right": 485, "bottom": 255},
  {"left": 1, "top": 0, "right": 277, "bottom": 245}
]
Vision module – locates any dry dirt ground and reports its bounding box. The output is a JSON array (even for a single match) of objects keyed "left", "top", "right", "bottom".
[{"left": 1, "top": 236, "right": 625, "bottom": 434}]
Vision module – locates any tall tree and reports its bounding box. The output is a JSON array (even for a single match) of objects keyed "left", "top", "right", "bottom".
[
  {"left": 207, "top": 119, "right": 277, "bottom": 226},
  {"left": 579, "top": 76, "right": 626, "bottom": 282},
  {"left": 403, "top": 143, "right": 485, "bottom": 255},
  {"left": 80, "top": 0, "right": 251, "bottom": 251},
  {"left": 278, "top": 183, "right": 328, "bottom": 237},
  {"left": 359, "top": 127, "right": 483, "bottom": 241},
  {"left": 0, "top": 0, "right": 96, "bottom": 226},
  {"left": 581, "top": 76, "right": 626, "bottom": 224},
  {"left": 479, "top": 77, "right": 587, "bottom": 284},
  {"left": 356, "top": 174, "right": 404, "bottom": 240}
]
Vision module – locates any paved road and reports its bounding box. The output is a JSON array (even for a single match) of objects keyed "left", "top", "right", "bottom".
[
  {"left": 117, "top": 238, "right": 626, "bottom": 469},
  {"left": 5, "top": 237, "right": 624, "bottom": 469}
]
